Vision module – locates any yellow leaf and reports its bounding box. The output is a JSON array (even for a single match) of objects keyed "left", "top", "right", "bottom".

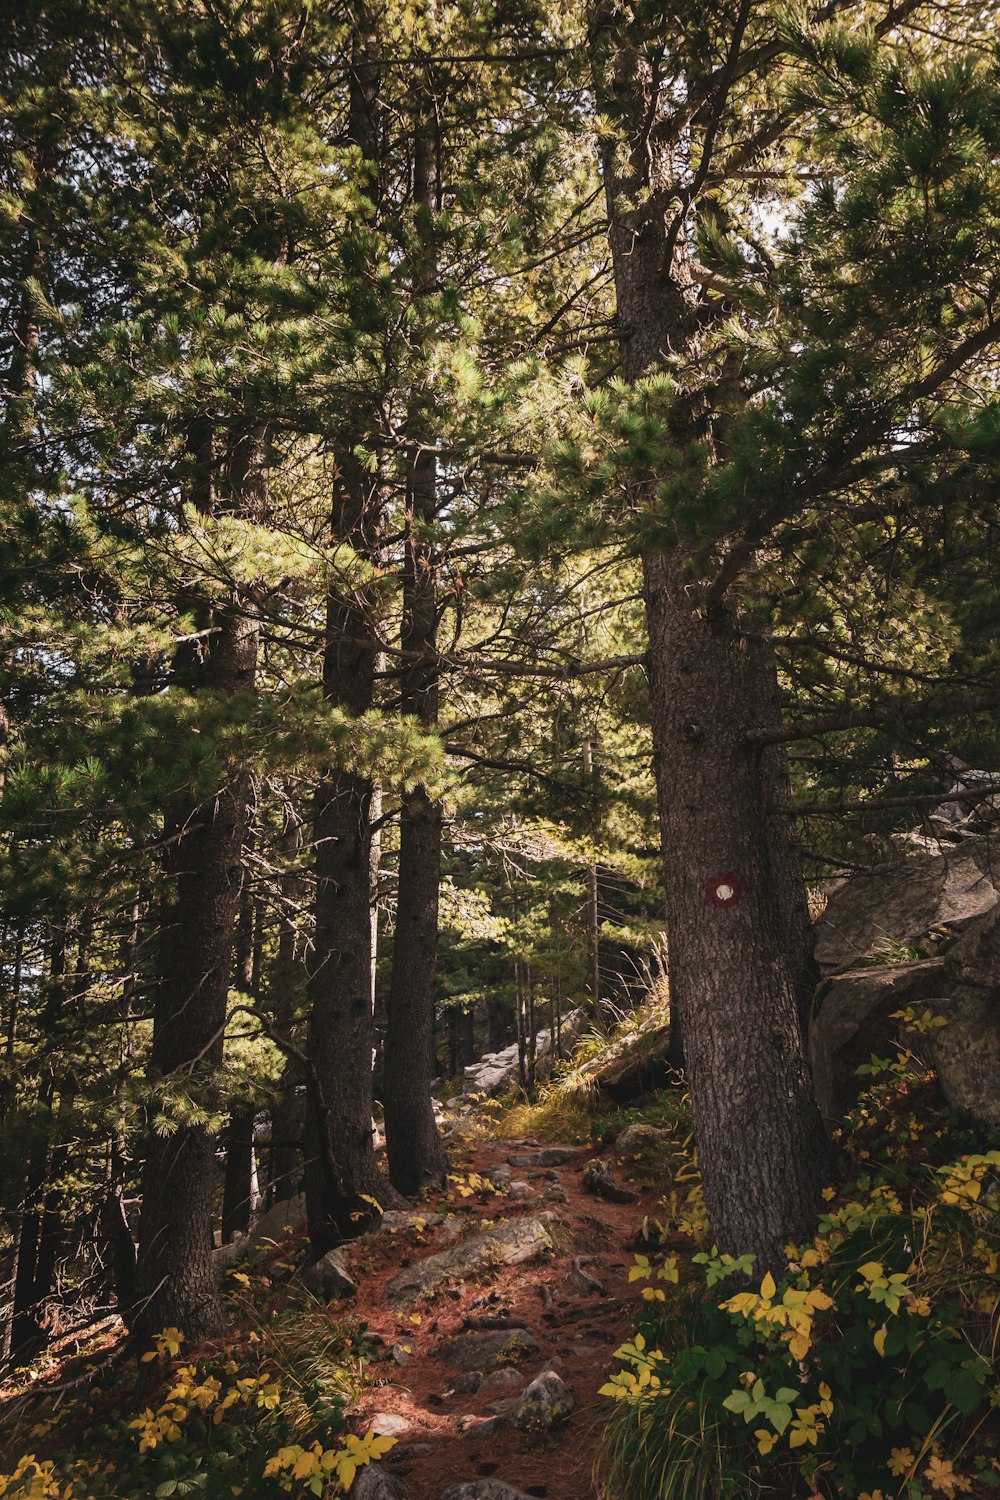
[
  {"left": 760, "top": 1272, "right": 776, "bottom": 1300},
  {"left": 858, "top": 1261, "right": 883, "bottom": 1282},
  {"left": 873, "top": 1327, "right": 886, "bottom": 1357},
  {"left": 888, "top": 1447, "right": 914, "bottom": 1478}
]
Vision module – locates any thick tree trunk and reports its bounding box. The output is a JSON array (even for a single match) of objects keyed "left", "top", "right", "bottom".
[
  {"left": 221, "top": 1108, "right": 256, "bottom": 1244},
  {"left": 304, "top": 29, "right": 407, "bottom": 1251},
  {"left": 590, "top": 4, "right": 829, "bottom": 1268},
  {"left": 134, "top": 424, "right": 263, "bottom": 1344},
  {"left": 305, "top": 442, "right": 405, "bottom": 1249},
  {"left": 644, "top": 559, "right": 828, "bottom": 1265},
  {"left": 383, "top": 98, "right": 447, "bottom": 1197},
  {"left": 134, "top": 645, "right": 254, "bottom": 1343},
  {"left": 487, "top": 999, "right": 508, "bottom": 1052}
]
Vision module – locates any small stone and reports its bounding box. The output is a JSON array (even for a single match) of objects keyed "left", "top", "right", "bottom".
[
  {"left": 508, "top": 1369, "right": 574, "bottom": 1431},
  {"left": 507, "top": 1180, "right": 532, "bottom": 1201},
  {"left": 477, "top": 1367, "right": 525, "bottom": 1394},
  {"left": 370, "top": 1413, "right": 412, "bottom": 1439},
  {"left": 582, "top": 1160, "right": 639, "bottom": 1204},
  {"left": 544, "top": 1184, "right": 568, "bottom": 1203},
  {"left": 439, "top": 1482, "right": 536, "bottom": 1500},
  {"left": 568, "top": 1265, "right": 603, "bottom": 1295},
  {"left": 488, "top": 1164, "right": 513, "bottom": 1187},
  {"left": 455, "top": 1415, "right": 502, "bottom": 1437},
  {"left": 390, "top": 1343, "right": 412, "bottom": 1366},
  {"left": 448, "top": 1370, "right": 484, "bottom": 1394},
  {"left": 507, "top": 1148, "right": 576, "bottom": 1168}
]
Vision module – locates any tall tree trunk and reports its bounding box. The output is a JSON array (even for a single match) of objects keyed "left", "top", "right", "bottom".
[
  {"left": 582, "top": 734, "right": 602, "bottom": 1024},
  {"left": 8, "top": 924, "right": 65, "bottom": 1366},
  {"left": 384, "top": 91, "right": 447, "bottom": 1197},
  {"left": 222, "top": 890, "right": 259, "bottom": 1242},
  {"left": 515, "top": 960, "right": 527, "bottom": 1089},
  {"left": 305, "top": 500, "right": 402, "bottom": 1242},
  {"left": 134, "top": 422, "right": 264, "bottom": 1344},
  {"left": 266, "top": 802, "right": 305, "bottom": 1208},
  {"left": 304, "top": 27, "right": 406, "bottom": 1252},
  {"left": 590, "top": 4, "right": 829, "bottom": 1269}
]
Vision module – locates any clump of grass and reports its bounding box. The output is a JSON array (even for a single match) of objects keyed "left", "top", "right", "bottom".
[{"left": 599, "top": 1384, "right": 752, "bottom": 1500}]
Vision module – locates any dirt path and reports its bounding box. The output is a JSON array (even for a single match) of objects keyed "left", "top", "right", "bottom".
[{"left": 340, "top": 1135, "right": 656, "bottom": 1500}]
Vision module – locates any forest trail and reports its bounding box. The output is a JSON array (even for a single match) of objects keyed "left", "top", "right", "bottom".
[{"left": 336, "top": 1133, "right": 657, "bottom": 1500}]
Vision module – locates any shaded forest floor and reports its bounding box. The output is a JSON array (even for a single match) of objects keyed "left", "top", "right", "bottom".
[{"left": 4, "top": 1061, "right": 998, "bottom": 1500}]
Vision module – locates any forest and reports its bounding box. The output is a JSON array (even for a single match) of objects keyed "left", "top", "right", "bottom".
[{"left": 1, "top": 0, "right": 999, "bottom": 1496}]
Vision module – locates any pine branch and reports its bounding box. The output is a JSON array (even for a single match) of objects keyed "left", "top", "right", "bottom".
[{"left": 748, "top": 687, "right": 1000, "bottom": 747}]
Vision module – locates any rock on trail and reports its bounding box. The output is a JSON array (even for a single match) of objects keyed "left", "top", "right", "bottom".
[{"left": 384, "top": 1214, "right": 557, "bottom": 1306}]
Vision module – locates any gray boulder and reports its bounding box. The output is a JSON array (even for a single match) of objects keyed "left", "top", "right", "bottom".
[
  {"left": 439, "top": 1483, "right": 535, "bottom": 1500},
  {"left": 615, "top": 1122, "right": 667, "bottom": 1153},
  {"left": 478, "top": 1367, "right": 526, "bottom": 1394},
  {"left": 462, "top": 1010, "right": 586, "bottom": 1098},
  {"left": 253, "top": 1191, "right": 307, "bottom": 1244},
  {"left": 385, "top": 1215, "right": 555, "bottom": 1305},
  {"left": 377, "top": 1210, "right": 446, "bottom": 1234},
  {"left": 813, "top": 836, "right": 1000, "bottom": 971},
  {"left": 507, "top": 1147, "right": 576, "bottom": 1168},
  {"left": 301, "top": 1247, "right": 357, "bottom": 1300},
  {"left": 351, "top": 1466, "right": 407, "bottom": 1499},
  {"left": 928, "top": 906, "right": 1000, "bottom": 1125},
  {"left": 508, "top": 1368, "right": 574, "bottom": 1430},
  {"left": 808, "top": 959, "right": 947, "bottom": 1124}
]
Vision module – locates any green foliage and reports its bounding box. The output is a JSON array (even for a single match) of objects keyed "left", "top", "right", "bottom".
[
  {"left": 0, "top": 1306, "right": 390, "bottom": 1500},
  {"left": 598, "top": 1065, "right": 1000, "bottom": 1499}
]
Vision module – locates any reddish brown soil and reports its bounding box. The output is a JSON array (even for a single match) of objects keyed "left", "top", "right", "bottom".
[{"left": 336, "top": 1136, "right": 657, "bottom": 1500}]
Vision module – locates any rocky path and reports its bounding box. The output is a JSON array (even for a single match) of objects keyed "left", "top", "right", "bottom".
[{"left": 339, "top": 1134, "right": 657, "bottom": 1500}]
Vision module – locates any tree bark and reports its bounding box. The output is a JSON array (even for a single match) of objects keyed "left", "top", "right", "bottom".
[
  {"left": 304, "top": 26, "right": 407, "bottom": 1251},
  {"left": 590, "top": 3, "right": 829, "bottom": 1269},
  {"left": 384, "top": 93, "right": 448, "bottom": 1197},
  {"left": 303, "top": 444, "right": 398, "bottom": 1244},
  {"left": 134, "top": 422, "right": 264, "bottom": 1344},
  {"left": 222, "top": 891, "right": 260, "bottom": 1242},
  {"left": 266, "top": 803, "right": 305, "bottom": 1207},
  {"left": 582, "top": 734, "right": 603, "bottom": 1025}
]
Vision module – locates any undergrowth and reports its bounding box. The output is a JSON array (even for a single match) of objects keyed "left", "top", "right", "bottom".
[
  {"left": 0, "top": 1276, "right": 390, "bottom": 1499},
  {"left": 482, "top": 987, "right": 677, "bottom": 1145},
  {"left": 596, "top": 1021, "right": 1000, "bottom": 1500}
]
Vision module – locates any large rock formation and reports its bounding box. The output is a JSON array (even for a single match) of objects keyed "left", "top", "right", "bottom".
[
  {"left": 927, "top": 906, "right": 1000, "bottom": 1126},
  {"left": 808, "top": 959, "right": 946, "bottom": 1124},
  {"left": 462, "top": 1008, "right": 586, "bottom": 1097},
  {"left": 384, "top": 1214, "right": 555, "bottom": 1305},
  {"left": 814, "top": 834, "right": 1000, "bottom": 971},
  {"left": 809, "top": 824, "right": 1000, "bottom": 1128}
]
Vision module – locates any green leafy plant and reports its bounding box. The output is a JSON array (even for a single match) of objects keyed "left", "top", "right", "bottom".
[{"left": 598, "top": 1064, "right": 1000, "bottom": 1499}]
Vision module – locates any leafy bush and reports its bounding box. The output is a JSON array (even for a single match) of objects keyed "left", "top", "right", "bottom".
[
  {"left": 598, "top": 1063, "right": 1000, "bottom": 1499},
  {"left": 0, "top": 1306, "right": 393, "bottom": 1500}
]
